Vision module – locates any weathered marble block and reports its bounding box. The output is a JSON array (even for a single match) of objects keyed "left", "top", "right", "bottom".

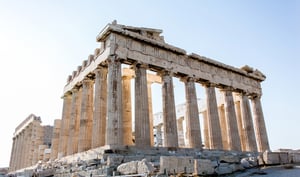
[
  {"left": 263, "top": 151, "right": 280, "bottom": 165},
  {"left": 159, "top": 156, "right": 193, "bottom": 174},
  {"left": 194, "top": 159, "right": 215, "bottom": 175},
  {"left": 289, "top": 153, "right": 300, "bottom": 163}
]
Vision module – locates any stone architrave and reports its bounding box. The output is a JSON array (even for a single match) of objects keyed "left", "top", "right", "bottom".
[
  {"left": 122, "top": 74, "right": 133, "bottom": 145},
  {"left": 184, "top": 78, "right": 202, "bottom": 149},
  {"left": 78, "top": 77, "right": 94, "bottom": 152},
  {"left": 251, "top": 94, "right": 270, "bottom": 152},
  {"left": 57, "top": 92, "right": 72, "bottom": 157},
  {"left": 67, "top": 86, "right": 82, "bottom": 155},
  {"left": 202, "top": 111, "right": 210, "bottom": 149},
  {"left": 240, "top": 93, "right": 257, "bottom": 152},
  {"left": 162, "top": 72, "right": 178, "bottom": 147},
  {"left": 204, "top": 84, "right": 223, "bottom": 150},
  {"left": 92, "top": 66, "right": 108, "bottom": 148},
  {"left": 222, "top": 89, "right": 241, "bottom": 151},
  {"left": 135, "top": 64, "right": 151, "bottom": 147},
  {"left": 106, "top": 56, "right": 123, "bottom": 146}
]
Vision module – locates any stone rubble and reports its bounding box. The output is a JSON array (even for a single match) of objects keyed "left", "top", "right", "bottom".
[{"left": 8, "top": 147, "right": 300, "bottom": 177}]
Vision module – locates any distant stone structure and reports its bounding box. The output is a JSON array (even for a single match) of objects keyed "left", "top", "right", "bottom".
[
  {"left": 53, "top": 21, "right": 270, "bottom": 161},
  {"left": 9, "top": 114, "right": 53, "bottom": 172}
]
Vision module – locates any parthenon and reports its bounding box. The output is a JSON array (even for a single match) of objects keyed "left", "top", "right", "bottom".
[
  {"left": 5, "top": 21, "right": 276, "bottom": 177},
  {"left": 51, "top": 21, "right": 270, "bottom": 161}
]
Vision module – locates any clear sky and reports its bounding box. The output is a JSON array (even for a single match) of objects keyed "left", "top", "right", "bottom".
[{"left": 0, "top": 0, "right": 299, "bottom": 167}]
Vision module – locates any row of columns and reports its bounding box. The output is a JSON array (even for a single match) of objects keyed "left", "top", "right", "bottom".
[
  {"left": 55, "top": 56, "right": 269, "bottom": 160},
  {"left": 54, "top": 58, "right": 165, "bottom": 159},
  {"left": 203, "top": 89, "right": 270, "bottom": 152}
]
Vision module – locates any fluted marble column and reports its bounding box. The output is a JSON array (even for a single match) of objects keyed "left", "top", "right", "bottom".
[
  {"left": 92, "top": 67, "right": 108, "bottom": 148},
  {"left": 162, "top": 72, "right": 178, "bottom": 147},
  {"left": 155, "top": 124, "right": 163, "bottom": 146},
  {"left": 78, "top": 77, "right": 94, "bottom": 152},
  {"left": 14, "top": 136, "right": 20, "bottom": 170},
  {"left": 204, "top": 84, "right": 223, "bottom": 149},
  {"left": 33, "top": 124, "right": 43, "bottom": 163},
  {"left": 17, "top": 131, "right": 24, "bottom": 169},
  {"left": 67, "top": 86, "right": 82, "bottom": 155},
  {"left": 17, "top": 133, "right": 22, "bottom": 169},
  {"left": 251, "top": 94, "right": 270, "bottom": 152},
  {"left": 24, "top": 125, "right": 32, "bottom": 167},
  {"left": 29, "top": 123, "right": 36, "bottom": 165},
  {"left": 50, "top": 119, "right": 61, "bottom": 160},
  {"left": 184, "top": 78, "right": 202, "bottom": 149},
  {"left": 202, "top": 111, "right": 210, "bottom": 149},
  {"left": 234, "top": 100, "right": 246, "bottom": 151},
  {"left": 122, "top": 75, "right": 133, "bottom": 145},
  {"left": 222, "top": 90, "right": 241, "bottom": 151},
  {"left": 58, "top": 92, "right": 72, "bottom": 157},
  {"left": 106, "top": 56, "right": 123, "bottom": 146},
  {"left": 9, "top": 137, "right": 16, "bottom": 171},
  {"left": 135, "top": 64, "right": 151, "bottom": 147},
  {"left": 218, "top": 105, "right": 229, "bottom": 150},
  {"left": 240, "top": 93, "right": 257, "bottom": 151},
  {"left": 177, "top": 117, "right": 185, "bottom": 147},
  {"left": 147, "top": 81, "right": 154, "bottom": 146}
]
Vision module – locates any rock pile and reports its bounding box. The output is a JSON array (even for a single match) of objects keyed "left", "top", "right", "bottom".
[{"left": 8, "top": 147, "right": 300, "bottom": 177}]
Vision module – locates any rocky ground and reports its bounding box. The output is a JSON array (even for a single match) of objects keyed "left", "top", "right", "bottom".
[{"left": 7, "top": 147, "right": 300, "bottom": 177}]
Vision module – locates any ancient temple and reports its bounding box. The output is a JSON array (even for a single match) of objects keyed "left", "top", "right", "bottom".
[
  {"left": 9, "top": 114, "right": 53, "bottom": 171},
  {"left": 51, "top": 21, "right": 270, "bottom": 161}
]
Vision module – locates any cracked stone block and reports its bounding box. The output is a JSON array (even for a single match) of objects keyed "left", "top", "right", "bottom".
[{"left": 194, "top": 159, "right": 214, "bottom": 175}]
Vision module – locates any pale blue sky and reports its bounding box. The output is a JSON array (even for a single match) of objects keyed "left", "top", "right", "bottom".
[{"left": 0, "top": 0, "right": 299, "bottom": 167}]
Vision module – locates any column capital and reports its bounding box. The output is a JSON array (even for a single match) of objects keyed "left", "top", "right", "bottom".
[
  {"left": 71, "top": 85, "right": 81, "bottom": 94},
  {"left": 201, "top": 82, "right": 217, "bottom": 88},
  {"left": 180, "top": 76, "right": 196, "bottom": 83},
  {"left": 62, "top": 91, "right": 72, "bottom": 99},
  {"left": 249, "top": 93, "right": 262, "bottom": 99},
  {"left": 122, "top": 68, "right": 135, "bottom": 79},
  {"left": 106, "top": 55, "right": 122, "bottom": 63},
  {"left": 147, "top": 73, "right": 162, "bottom": 84},
  {"left": 236, "top": 90, "right": 251, "bottom": 96},
  {"left": 82, "top": 76, "right": 94, "bottom": 84},
  {"left": 94, "top": 65, "right": 108, "bottom": 73},
  {"left": 157, "top": 70, "right": 173, "bottom": 77},
  {"left": 132, "top": 62, "right": 149, "bottom": 69},
  {"left": 219, "top": 86, "right": 235, "bottom": 92}
]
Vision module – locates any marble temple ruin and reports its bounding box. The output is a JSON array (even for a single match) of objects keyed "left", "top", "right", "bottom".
[
  {"left": 9, "top": 114, "right": 53, "bottom": 172},
  {"left": 52, "top": 21, "right": 269, "bottom": 160},
  {"left": 9, "top": 22, "right": 272, "bottom": 175}
]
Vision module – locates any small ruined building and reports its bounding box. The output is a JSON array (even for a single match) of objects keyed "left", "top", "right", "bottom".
[
  {"left": 9, "top": 22, "right": 279, "bottom": 176},
  {"left": 9, "top": 114, "right": 53, "bottom": 172}
]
